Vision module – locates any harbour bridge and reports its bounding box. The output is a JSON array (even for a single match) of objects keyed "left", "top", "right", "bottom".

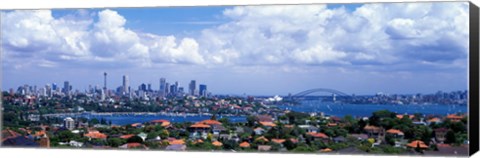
[{"left": 286, "top": 88, "right": 352, "bottom": 101}]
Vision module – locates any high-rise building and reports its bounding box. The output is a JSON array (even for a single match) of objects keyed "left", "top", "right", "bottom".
[
  {"left": 178, "top": 87, "right": 184, "bottom": 94},
  {"left": 100, "top": 89, "right": 105, "bottom": 101},
  {"left": 174, "top": 81, "right": 179, "bottom": 93},
  {"left": 189, "top": 80, "right": 196, "bottom": 96},
  {"left": 103, "top": 72, "right": 107, "bottom": 91},
  {"left": 63, "top": 81, "right": 70, "bottom": 95},
  {"left": 52, "top": 83, "right": 57, "bottom": 91},
  {"left": 165, "top": 83, "right": 170, "bottom": 95},
  {"left": 147, "top": 83, "right": 152, "bottom": 92},
  {"left": 45, "top": 85, "right": 52, "bottom": 97},
  {"left": 170, "top": 84, "right": 176, "bottom": 95},
  {"left": 199, "top": 84, "right": 207, "bottom": 97},
  {"left": 122, "top": 75, "right": 129, "bottom": 95},
  {"left": 159, "top": 78, "right": 166, "bottom": 97},
  {"left": 140, "top": 83, "right": 147, "bottom": 91},
  {"left": 63, "top": 117, "right": 75, "bottom": 130}
]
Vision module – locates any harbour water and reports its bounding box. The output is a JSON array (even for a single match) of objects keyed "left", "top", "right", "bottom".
[
  {"left": 277, "top": 100, "right": 468, "bottom": 117},
  {"left": 60, "top": 100, "right": 467, "bottom": 125}
]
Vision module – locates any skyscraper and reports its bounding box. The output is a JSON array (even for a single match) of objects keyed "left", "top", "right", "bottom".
[
  {"left": 165, "top": 83, "right": 170, "bottom": 95},
  {"left": 63, "top": 81, "right": 70, "bottom": 95},
  {"left": 175, "top": 81, "right": 179, "bottom": 93},
  {"left": 122, "top": 75, "right": 129, "bottom": 95},
  {"left": 199, "top": 84, "right": 207, "bottom": 97},
  {"left": 103, "top": 72, "right": 107, "bottom": 91},
  {"left": 189, "top": 80, "right": 196, "bottom": 96},
  {"left": 159, "top": 78, "right": 166, "bottom": 97},
  {"left": 170, "top": 84, "right": 176, "bottom": 95},
  {"left": 46, "top": 84, "right": 52, "bottom": 97}
]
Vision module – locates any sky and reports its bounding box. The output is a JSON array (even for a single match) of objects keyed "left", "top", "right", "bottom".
[{"left": 0, "top": 2, "right": 470, "bottom": 96}]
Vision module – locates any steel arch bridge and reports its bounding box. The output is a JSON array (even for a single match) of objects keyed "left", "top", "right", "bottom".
[{"left": 292, "top": 88, "right": 350, "bottom": 97}]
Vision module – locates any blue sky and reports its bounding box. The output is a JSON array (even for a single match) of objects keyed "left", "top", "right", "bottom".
[{"left": 1, "top": 2, "right": 470, "bottom": 95}]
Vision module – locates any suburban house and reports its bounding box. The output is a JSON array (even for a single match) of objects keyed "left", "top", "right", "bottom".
[
  {"left": 386, "top": 129, "right": 404, "bottom": 139},
  {"left": 254, "top": 127, "right": 265, "bottom": 135},
  {"left": 406, "top": 140, "right": 428, "bottom": 150},
  {"left": 307, "top": 132, "right": 330, "bottom": 143},
  {"left": 84, "top": 130, "right": 107, "bottom": 140},
  {"left": 212, "top": 124, "right": 227, "bottom": 135},
  {"left": 298, "top": 125, "right": 319, "bottom": 133},
  {"left": 239, "top": 141, "right": 250, "bottom": 148},
  {"left": 363, "top": 125, "right": 384, "bottom": 139},
  {"left": 426, "top": 117, "right": 442, "bottom": 125},
  {"left": 150, "top": 119, "right": 171, "bottom": 127},
  {"left": 434, "top": 128, "right": 448, "bottom": 144},
  {"left": 446, "top": 114, "right": 464, "bottom": 122}
]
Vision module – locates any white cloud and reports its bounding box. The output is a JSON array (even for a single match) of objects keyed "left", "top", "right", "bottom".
[{"left": 1, "top": 2, "right": 469, "bottom": 73}]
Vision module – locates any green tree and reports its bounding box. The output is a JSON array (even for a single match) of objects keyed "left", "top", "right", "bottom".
[
  {"left": 107, "top": 138, "right": 126, "bottom": 147},
  {"left": 127, "top": 135, "right": 144, "bottom": 143},
  {"left": 57, "top": 130, "right": 75, "bottom": 142}
]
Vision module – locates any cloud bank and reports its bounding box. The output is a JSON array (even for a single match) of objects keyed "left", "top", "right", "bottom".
[{"left": 1, "top": 2, "right": 469, "bottom": 73}]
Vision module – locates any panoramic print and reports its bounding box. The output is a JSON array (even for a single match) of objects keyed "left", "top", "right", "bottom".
[{"left": 1, "top": 2, "right": 470, "bottom": 156}]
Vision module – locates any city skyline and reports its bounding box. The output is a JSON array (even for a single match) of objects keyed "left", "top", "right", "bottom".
[{"left": 1, "top": 2, "right": 470, "bottom": 95}]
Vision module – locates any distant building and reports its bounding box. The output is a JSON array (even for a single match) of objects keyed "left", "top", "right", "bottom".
[
  {"left": 139, "top": 83, "right": 147, "bottom": 91},
  {"left": 52, "top": 83, "right": 57, "bottom": 91},
  {"left": 189, "top": 80, "right": 196, "bottom": 96},
  {"left": 199, "top": 84, "right": 207, "bottom": 97},
  {"left": 103, "top": 72, "right": 107, "bottom": 91},
  {"left": 122, "top": 75, "right": 129, "bottom": 95},
  {"left": 63, "top": 81, "right": 70, "bottom": 95},
  {"left": 64, "top": 117, "right": 75, "bottom": 130},
  {"left": 170, "top": 84, "right": 176, "bottom": 95},
  {"left": 159, "top": 78, "right": 166, "bottom": 97}
]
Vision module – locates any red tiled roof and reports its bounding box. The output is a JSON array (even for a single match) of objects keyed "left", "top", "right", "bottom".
[
  {"left": 199, "top": 120, "right": 222, "bottom": 125},
  {"left": 169, "top": 139, "right": 185, "bottom": 145},
  {"left": 254, "top": 127, "right": 264, "bottom": 131},
  {"left": 386, "top": 129, "right": 404, "bottom": 135},
  {"left": 259, "top": 121, "right": 276, "bottom": 127},
  {"left": 396, "top": 114, "right": 414, "bottom": 119},
  {"left": 212, "top": 141, "right": 223, "bottom": 147},
  {"left": 150, "top": 119, "right": 169, "bottom": 123},
  {"left": 407, "top": 140, "right": 428, "bottom": 148},
  {"left": 364, "top": 125, "right": 382, "bottom": 133},
  {"left": 307, "top": 132, "right": 328, "bottom": 138},
  {"left": 84, "top": 131, "right": 107, "bottom": 139},
  {"left": 131, "top": 123, "right": 142, "bottom": 127},
  {"left": 427, "top": 117, "right": 441, "bottom": 122},
  {"left": 239, "top": 141, "right": 250, "bottom": 148},
  {"left": 320, "top": 148, "right": 333, "bottom": 152},
  {"left": 34, "top": 130, "right": 47, "bottom": 137},
  {"left": 446, "top": 114, "right": 464, "bottom": 120},
  {"left": 271, "top": 139, "right": 286, "bottom": 144},
  {"left": 190, "top": 123, "right": 210, "bottom": 128},
  {"left": 192, "top": 139, "right": 204, "bottom": 144},
  {"left": 255, "top": 136, "right": 269, "bottom": 142},
  {"left": 120, "top": 134, "right": 135, "bottom": 139},
  {"left": 289, "top": 138, "right": 299, "bottom": 143}
]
